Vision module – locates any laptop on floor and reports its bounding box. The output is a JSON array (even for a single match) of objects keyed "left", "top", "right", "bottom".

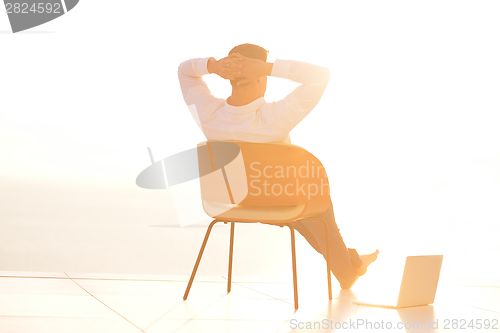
[{"left": 353, "top": 255, "right": 443, "bottom": 309}]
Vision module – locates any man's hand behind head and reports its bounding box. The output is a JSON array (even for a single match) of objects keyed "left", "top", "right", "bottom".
[
  {"left": 208, "top": 53, "right": 273, "bottom": 86},
  {"left": 232, "top": 54, "right": 273, "bottom": 86},
  {"left": 208, "top": 53, "right": 244, "bottom": 80}
]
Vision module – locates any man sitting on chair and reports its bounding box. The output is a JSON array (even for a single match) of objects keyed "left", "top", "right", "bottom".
[{"left": 178, "top": 43, "right": 378, "bottom": 289}]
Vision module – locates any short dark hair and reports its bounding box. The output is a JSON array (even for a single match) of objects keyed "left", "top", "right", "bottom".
[
  {"left": 228, "top": 43, "right": 268, "bottom": 86},
  {"left": 229, "top": 43, "right": 268, "bottom": 61}
]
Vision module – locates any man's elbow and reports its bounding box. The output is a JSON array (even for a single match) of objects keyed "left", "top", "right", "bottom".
[
  {"left": 321, "top": 67, "right": 330, "bottom": 84},
  {"left": 178, "top": 62, "right": 185, "bottom": 76},
  {"left": 309, "top": 65, "right": 330, "bottom": 87},
  {"left": 178, "top": 59, "right": 192, "bottom": 76}
]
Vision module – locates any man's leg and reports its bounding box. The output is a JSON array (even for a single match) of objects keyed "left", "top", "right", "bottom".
[{"left": 290, "top": 200, "right": 362, "bottom": 289}]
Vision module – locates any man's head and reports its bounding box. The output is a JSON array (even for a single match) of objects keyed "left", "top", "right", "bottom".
[{"left": 228, "top": 43, "right": 269, "bottom": 92}]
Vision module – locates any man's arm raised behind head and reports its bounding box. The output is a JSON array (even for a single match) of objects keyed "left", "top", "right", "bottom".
[
  {"left": 262, "top": 60, "right": 330, "bottom": 136},
  {"left": 178, "top": 58, "right": 222, "bottom": 120}
]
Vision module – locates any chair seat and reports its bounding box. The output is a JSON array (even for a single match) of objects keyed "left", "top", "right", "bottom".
[{"left": 203, "top": 201, "right": 306, "bottom": 223}]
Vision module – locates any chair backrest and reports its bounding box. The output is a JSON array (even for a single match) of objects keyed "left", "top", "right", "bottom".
[{"left": 197, "top": 141, "right": 330, "bottom": 219}]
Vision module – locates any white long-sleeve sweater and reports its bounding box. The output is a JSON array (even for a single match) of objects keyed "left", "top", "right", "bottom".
[{"left": 178, "top": 57, "right": 330, "bottom": 143}]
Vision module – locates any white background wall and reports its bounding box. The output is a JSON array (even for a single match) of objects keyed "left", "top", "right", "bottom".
[{"left": 1, "top": 0, "right": 499, "bottom": 284}]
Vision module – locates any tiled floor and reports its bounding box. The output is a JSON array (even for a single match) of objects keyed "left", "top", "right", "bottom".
[{"left": 1, "top": 271, "right": 499, "bottom": 333}]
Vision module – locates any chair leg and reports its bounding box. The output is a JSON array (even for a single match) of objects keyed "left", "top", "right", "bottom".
[
  {"left": 288, "top": 226, "right": 299, "bottom": 310},
  {"left": 320, "top": 218, "right": 333, "bottom": 300},
  {"left": 183, "top": 220, "right": 220, "bottom": 300},
  {"left": 227, "top": 222, "right": 235, "bottom": 292}
]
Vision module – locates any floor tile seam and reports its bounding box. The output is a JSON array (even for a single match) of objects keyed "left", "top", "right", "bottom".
[
  {"left": 442, "top": 285, "right": 500, "bottom": 288},
  {"left": 464, "top": 304, "right": 500, "bottom": 314},
  {"left": 226, "top": 279, "right": 293, "bottom": 304},
  {"left": 229, "top": 279, "right": 354, "bottom": 323},
  {"left": 169, "top": 295, "right": 229, "bottom": 333},
  {"left": 0, "top": 314, "right": 142, "bottom": 319},
  {"left": 63, "top": 272, "right": 147, "bottom": 333},
  {"left": 69, "top": 278, "right": 224, "bottom": 283},
  {"left": 0, "top": 276, "right": 69, "bottom": 280},
  {"left": 0, "top": 274, "right": 293, "bottom": 284},
  {"left": 66, "top": 276, "right": 229, "bottom": 283},
  {"left": 145, "top": 318, "right": 289, "bottom": 322}
]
